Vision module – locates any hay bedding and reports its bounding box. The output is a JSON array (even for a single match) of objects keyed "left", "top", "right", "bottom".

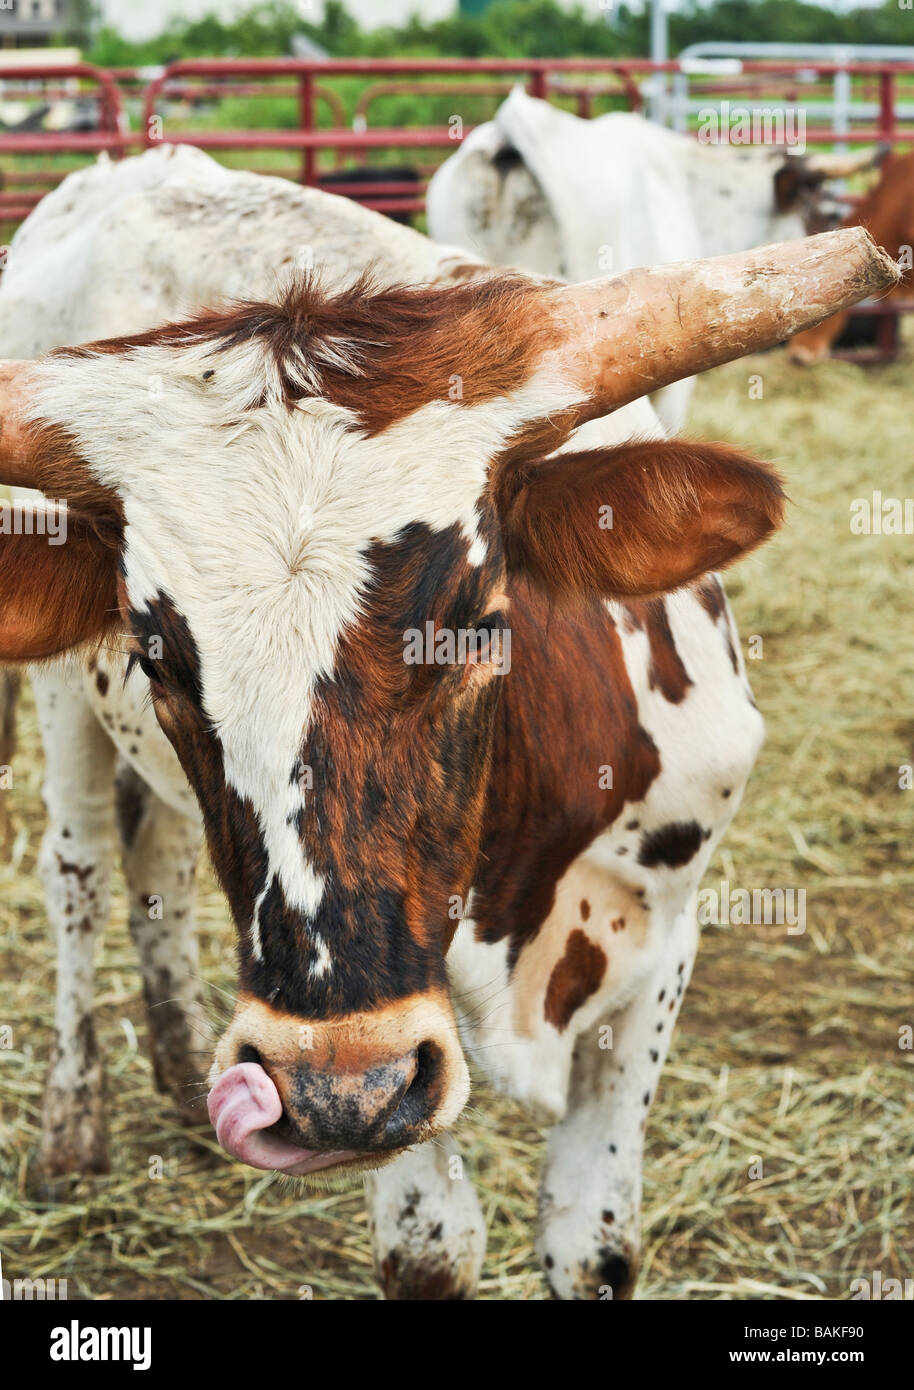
[{"left": 0, "top": 350, "right": 911, "bottom": 1299}]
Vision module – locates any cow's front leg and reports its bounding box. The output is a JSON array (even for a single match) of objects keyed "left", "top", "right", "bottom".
[
  {"left": 536, "top": 902, "right": 698, "bottom": 1300},
  {"left": 365, "top": 1134, "right": 486, "bottom": 1299},
  {"left": 34, "top": 669, "right": 117, "bottom": 1178},
  {"left": 115, "top": 762, "right": 210, "bottom": 1123}
]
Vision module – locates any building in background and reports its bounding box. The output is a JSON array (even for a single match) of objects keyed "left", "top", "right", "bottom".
[
  {"left": 97, "top": 0, "right": 457, "bottom": 42},
  {"left": 3, "top": 0, "right": 611, "bottom": 46},
  {"left": 0, "top": 0, "right": 77, "bottom": 47}
]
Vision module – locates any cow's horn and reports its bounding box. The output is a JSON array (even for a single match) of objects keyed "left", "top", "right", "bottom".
[
  {"left": 798, "top": 146, "right": 888, "bottom": 179},
  {"left": 550, "top": 227, "right": 899, "bottom": 420},
  {"left": 0, "top": 362, "right": 38, "bottom": 487}
]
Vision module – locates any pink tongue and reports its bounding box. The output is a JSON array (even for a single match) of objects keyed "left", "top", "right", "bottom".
[{"left": 207, "top": 1062, "right": 358, "bottom": 1176}]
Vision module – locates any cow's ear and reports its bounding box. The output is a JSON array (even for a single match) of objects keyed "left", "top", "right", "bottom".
[
  {"left": 774, "top": 160, "right": 826, "bottom": 212},
  {"left": 0, "top": 506, "right": 120, "bottom": 661},
  {"left": 497, "top": 440, "right": 785, "bottom": 600}
]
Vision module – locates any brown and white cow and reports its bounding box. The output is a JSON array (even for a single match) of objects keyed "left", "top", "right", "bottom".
[
  {"left": 789, "top": 148, "right": 914, "bottom": 363},
  {"left": 0, "top": 147, "right": 896, "bottom": 1299}
]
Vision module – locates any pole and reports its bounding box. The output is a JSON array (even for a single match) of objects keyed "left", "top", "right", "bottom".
[{"left": 650, "top": 0, "right": 669, "bottom": 125}]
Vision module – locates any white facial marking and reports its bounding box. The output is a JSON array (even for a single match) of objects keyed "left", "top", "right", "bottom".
[{"left": 29, "top": 318, "right": 583, "bottom": 951}]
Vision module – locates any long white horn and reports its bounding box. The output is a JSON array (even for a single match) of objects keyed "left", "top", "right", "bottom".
[
  {"left": 800, "top": 146, "right": 888, "bottom": 179},
  {"left": 546, "top": 227, "right": 899, "bottom": 421}
]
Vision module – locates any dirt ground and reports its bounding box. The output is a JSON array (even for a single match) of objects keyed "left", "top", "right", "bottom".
[{"left": 0, "top": 347, "right": 912, "bottom": 1300}]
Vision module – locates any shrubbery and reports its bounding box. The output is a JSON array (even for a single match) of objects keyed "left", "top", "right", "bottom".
[{"left": 85, "top": 0, "right": 914, "bottom": 68}]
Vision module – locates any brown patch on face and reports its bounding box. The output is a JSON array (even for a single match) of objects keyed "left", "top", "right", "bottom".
[
  {"left": 543, "top": 928, "right": 607, "bottom": 1032},
  {"left": 133, "top": 518, "right": 507, "bottom": 1024},
  {"left": 59, "top": 270, "right": 557, "bottom": 437},
  {"left": 472, "top": 578, "right": 661, "bottom": 965},
  {"left": 622, "top": 597, "right": 692, "bottom": 704},
  {"left": 580, "top": 898, "right": 590, "bottom": 921},
  {"left": 119, "top": 588, "right": 275, "bottom": 971},
  {"left": 695, "top": 576, "right": 739, "bottom": 674},
  {"left": 272, "top": 518, "right": 505, "bottom": 1016}
]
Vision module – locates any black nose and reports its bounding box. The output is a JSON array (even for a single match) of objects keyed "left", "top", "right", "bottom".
[{"left": 263, "top": 1043, "right": 444, "bottom": 1153}]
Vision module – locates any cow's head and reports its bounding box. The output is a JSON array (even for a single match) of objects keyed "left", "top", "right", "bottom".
[
  {"left": 0, "top": 228, "right": 895, "bottom": 1179},
  {"left": 426, "top": 87, "right": 888, "bottom": 279},
  {"left": 772, "top": 146, "right": 889, "bottom": 237}
]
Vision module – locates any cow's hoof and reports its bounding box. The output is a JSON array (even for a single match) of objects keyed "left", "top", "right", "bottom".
[
  {"left": 377, "top": 1250, "right": 480, "bottom": 1301},
  {"left": 540, "top": 1241, "right": 639, "bottom": 1300},
  {"left": 38, "top": 1077, "right": 110, "bottom": 1179}
]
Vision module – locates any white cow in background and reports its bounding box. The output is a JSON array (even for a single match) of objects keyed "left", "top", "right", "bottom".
[{"left": 428, "top": 89, "right": 881, "bottom": 431}]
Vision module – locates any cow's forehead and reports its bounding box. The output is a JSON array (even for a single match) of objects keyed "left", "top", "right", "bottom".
[
  {"left": 111, "top": 375, "right": 519, "bottom": 753},
  {"left": 28, "top": 320, "right": 571, "bottom": 931},
  {"left": 110, "top": 360, "right": 540, "bottom": 701},
  {"left": 32, "top": 309, "right": 581, "bottom": 700},
  {"left": 117, "top": 394, "right": 510, "bottom": 728}
]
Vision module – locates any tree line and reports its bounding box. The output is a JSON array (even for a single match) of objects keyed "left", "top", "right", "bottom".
[{"left": 83, "top": 0, "right": 914, "bottom": 68}]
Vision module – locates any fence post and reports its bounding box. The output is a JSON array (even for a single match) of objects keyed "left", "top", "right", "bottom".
[
  {"left": 529, "top": 66, "right": 548, "bottom": 101},
  {"left": 300, "top": 70, "right": 316, "bottom": 185},
  {"left": 879, "top": 68, "right": 896, "bottom": 145}
]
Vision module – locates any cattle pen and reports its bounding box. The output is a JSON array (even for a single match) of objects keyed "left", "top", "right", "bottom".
[
  {"left": 0, "top": 52, "right": 912, "bottom": 1308},
  {"left": 2, "top": 54, "right": 914, "bottom": 221},
  {"left": 2, "top": 54, "right": 914, "bottom": 355}
]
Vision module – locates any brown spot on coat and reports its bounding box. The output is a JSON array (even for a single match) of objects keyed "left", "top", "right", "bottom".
[
  {"left": 623, "top": 597, "right": 693, "bottom": 703},
  {"left": 544, "top": 928, "right": 607, "bottom": 1032},
  {"left": 696, "top": 576, "right": 739, "bottom": 674}
]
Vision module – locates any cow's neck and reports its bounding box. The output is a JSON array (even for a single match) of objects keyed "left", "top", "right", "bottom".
[{"left": 471, "top": 579, "right": 662, "bottom": 968}]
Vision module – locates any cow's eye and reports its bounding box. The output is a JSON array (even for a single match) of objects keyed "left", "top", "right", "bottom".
[
  {"left": 458, "top": 611, "right": 509, "bottom": 688},
  {"left": 129, "top": 652, "right": 161, "bottom": 684},
  {"left": 475, "top": 611, "right": 506, "bottom": 658},
  {"left": 138, "top": 655, "right": 160, "bottom": 682}
]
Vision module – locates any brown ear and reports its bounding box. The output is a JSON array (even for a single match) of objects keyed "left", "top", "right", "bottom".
[
  {"left": 774, "top": 159, "right": 827, "bottom": 213},
  {"left": 0, "top": 506, "right": 120, "bottom": 661},
  {"left": 497, "top": 440, "right": 785, "bottom": 600}
]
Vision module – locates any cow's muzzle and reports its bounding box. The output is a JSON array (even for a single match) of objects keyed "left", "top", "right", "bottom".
[{"left": 207, "top": 991, "right": 469, "bottom": 1177}]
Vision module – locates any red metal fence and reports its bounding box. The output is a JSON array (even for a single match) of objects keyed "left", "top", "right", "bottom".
[{"left": 2, "top": 56, "right": 914, "bottom": 225}]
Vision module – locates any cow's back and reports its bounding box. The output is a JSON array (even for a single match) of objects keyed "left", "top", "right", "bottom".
[{"left": 0, "top": 144, "right": 478, "bottom": 357}]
